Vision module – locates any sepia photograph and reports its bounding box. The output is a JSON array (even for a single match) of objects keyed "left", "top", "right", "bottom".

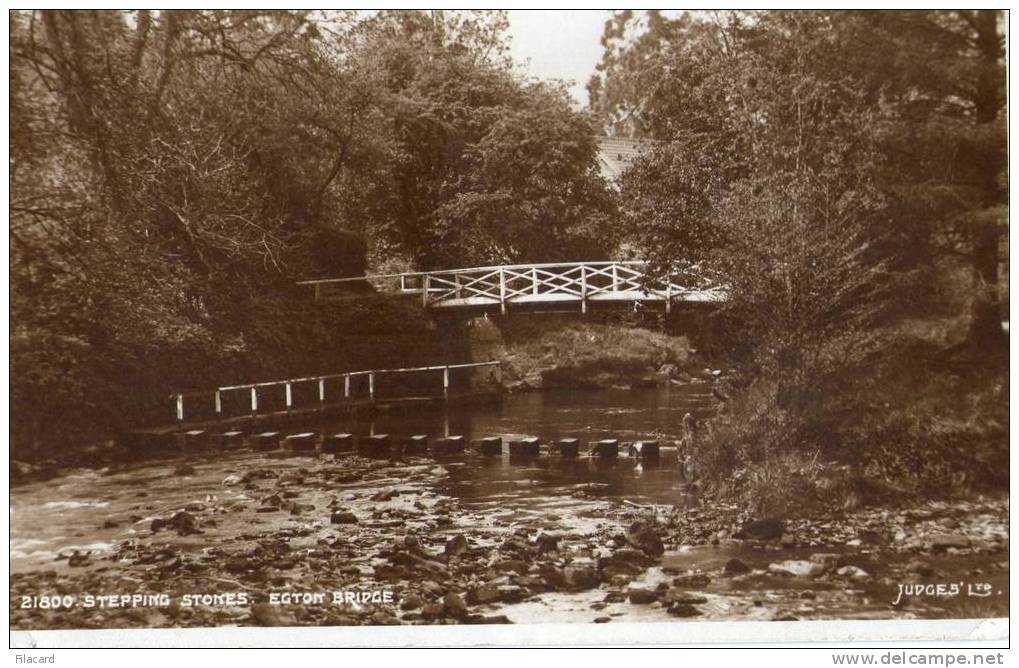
[{"left": 8, "top": 7, "right": 1010, "bottom": 650}]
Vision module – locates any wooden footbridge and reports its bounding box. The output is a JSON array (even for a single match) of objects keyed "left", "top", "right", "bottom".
[{"left": 298, "top": 261, "right": 726, "bottom": 314}]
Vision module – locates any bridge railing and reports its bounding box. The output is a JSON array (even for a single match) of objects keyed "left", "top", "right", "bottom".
[
  {"left": 298, "top": 261, "right": 725, "bottom": 312},
  {"left": 170, "top": 361, "right": 502, "bottom": 424}
]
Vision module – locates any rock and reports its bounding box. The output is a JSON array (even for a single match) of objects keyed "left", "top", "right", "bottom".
[
  {"left": 420, "top": 603, "right": 444, "bottom": 620},
  {"left": 222, "top": 474, "right": 242, "bottom": 486},
  {"left": 493, "top": 559, "right": 529, "bottom": 575},
  {"left": 672, "top": 574, "right": 711, "bottom": 588},
  {"left": 594, "top": 616, "right": 612, "bottom": 623},
  {"left": 735, "top": 518, "right": 786, "bottom": 541},
  {"left": 836, "top": 565, "right": 870, "bottom": 580},
  {"left": 168, "top": 511, "right": 201, "bottom": 536},
  {"left": 598, "top": 548, "right": 654, "bottom": 574},
  {"left": 662, "top": 589, "right": 707, "bottom": 605},
  {"left": 442, "top": 592, "right": 468, "bottom": 619},
  {"left": 628, "top": 587, "right": 659, "bottom": 604},
  {"left": 667, "top": 603, "right": 703, "bottom": 617},
  {"left": 534, "top": 533, "right": 559, "bottom": 553},
  {"left": 626, "top": 520, "right": 665, "bottom": 556},
  {"left": 371, "top": 489, "right": 399, "bottom": 502},
  {"left": 906, "top": 560, "right": 936, "bottom": 577},
  {"left": 497, "top": 585, "right": 527, "bottom": 603},
  {"left": 928, "top": 533, "right": 970, "bottom": 551},
  {"left": 723, "top": 558, "right": 751, "bottom": 575},
  {"left": 251, "top": 603, "right": 283, "bottom": 626},
  {"left": 444, "top": 534, "right": 468, "bottom": 558},
  {"left": 768, "top": 560, "right": 825, "bottom": 577},
  {"left": 809, "top": 553, "right": 842, "bottom": 572},
  {"left": 466, "top": 584, "right": 502, "bottom": 606},
  {"left": 330, "top": 511, "right": 358, "bottom": 524},
  {"left": 400, "top": 594, "right": 424, "bottom": 611},
  {"left": 565, "top": 567, "right": 601, "bottom": 591}
]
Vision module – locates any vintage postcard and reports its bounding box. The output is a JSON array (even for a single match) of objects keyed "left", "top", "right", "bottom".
[{"left": 8, "top": 8, "right": 1009, "bottom": 651}]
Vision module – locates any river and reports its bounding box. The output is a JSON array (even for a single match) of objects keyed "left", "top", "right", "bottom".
[{"left": 9, "top": 385, "right": 1009, "bottom": 629}]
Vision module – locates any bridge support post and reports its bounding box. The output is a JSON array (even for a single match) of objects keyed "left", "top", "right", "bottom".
[
  {"left": 581, "top": 265, "right": 588, "bottom": 314},
  {"left": 499, "top": 269, "right": 507, "bottom": 316}
]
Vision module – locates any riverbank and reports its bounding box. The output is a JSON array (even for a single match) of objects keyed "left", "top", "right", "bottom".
[
  {"left": 10, "top": 441, "right": 1007, "bottom": 629},
  {"left": 497, "top": 318, "right": 719, "bottom": 392}
]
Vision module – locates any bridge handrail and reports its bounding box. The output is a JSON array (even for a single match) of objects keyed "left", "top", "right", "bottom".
[{"left": 295, "top": 260, "right": 699, "bottom": 287}]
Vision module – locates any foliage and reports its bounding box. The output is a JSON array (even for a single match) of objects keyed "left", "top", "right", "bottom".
[{"left": 9, "top": 9, "right": 616, "bottom": 456}]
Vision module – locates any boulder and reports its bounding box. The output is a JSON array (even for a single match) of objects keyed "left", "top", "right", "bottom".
[
  {"left": 330, "top": 511, "right": 358, "bottom": 525},
  {"left": 768, "top": 560, "right": 825, "bottom": 577},
  {"left": 466, "top": 584, "right": 502, "bottom": 606},
  {"left": 672, "top": 574, "right": 711, "bottom": 588},
  {"left": 662, "top": 589, "right": 708, "bottom": 605},
  {"left": 723, "top": 558, "right": 751, "bottom": 575},
  {"left": 628, "top": 587, "right": 659, "bottom": 604},
  {"left": 667, "top": 603, "right": 703, "bottom": 617},
  {"left": 836, "top": 565, "right": 870, "bottom": 580},
  {"left": 444, "top": 534, "right": 468, "bottom": 558},
  {"left": 735, "top": 518, "right": 786, "bottom": 540},
  {"left": 625, "top": 520, "right": 665, "bottom": 557},
  {"left": 442, "top": 592, "right": 468, "bottom": 619}
]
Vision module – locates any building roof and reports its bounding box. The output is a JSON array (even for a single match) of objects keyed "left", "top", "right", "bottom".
[{"left": 596, "top": 136, "right": 654, "bottom": 182}]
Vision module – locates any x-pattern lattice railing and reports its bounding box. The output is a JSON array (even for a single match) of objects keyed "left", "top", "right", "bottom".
[{"left": 299, "top": 261, "right": 726, "bottom": 313}]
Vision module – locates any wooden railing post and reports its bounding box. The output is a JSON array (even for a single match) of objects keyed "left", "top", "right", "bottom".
[
  {"left": 532, "top": 267, "right": 538, "bottom": 295},
  {"left": 612, "top": 264, "right": 619, "bottom": 290},
  {"left": 499, "top": 269, "right": 507, "bottom": 315},
  {"left": 250, "top": 387, "right": 258, "bottom": 415},
  {"left": 422, "top": 274, "right": 430, "bottom": 308},
  {"left": 285, "top": 382, "right": 292, "bottom": 412},
  {"left": 318, "top": 379, "right": 325, "bottom": 406},
  {"left": 666, "top": 279, "right": 672, "bottom": 314},
  {"left": 214, "top": 390, "right": 222, "bottom": 416},
  {"left": 176, "top": 394, "right": 184, "bottom": 423},
  {"left": 443, "top": 366, "right": 450, "bottom": 399},
  {"left": 314, "top": 283, "right": 321, "bottom": 301},
  {"left": 369, "top": 372, "right": 375, "bottom": 401},
  {"left": 581, "top": 264, "right": 588, "bottom": 314}
]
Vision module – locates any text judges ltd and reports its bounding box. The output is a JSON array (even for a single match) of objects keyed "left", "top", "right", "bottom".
[{"left": 19, "top": 590, "right": 395, "bottom": 609}]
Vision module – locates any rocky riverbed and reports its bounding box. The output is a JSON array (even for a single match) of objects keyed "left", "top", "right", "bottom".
[{"left": 10, "top": 447, "right": 1009, "bottom": 630}]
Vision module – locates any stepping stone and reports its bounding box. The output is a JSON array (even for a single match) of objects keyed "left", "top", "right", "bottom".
[
  {"left": 401, "top": 434, "right": 429, "bottom": 455},
  {"left": 183, "top": 430, "right": 208, "bottom": 448},
  {"left": 509, "top": 437, "right": 540, "bottom": 458},
  {"left": 477, "top": 436, "right": 503, "bottom": 456},
  {"left": 322, "top": 433, "right": 354, "bottom": 454},
  {"left": 358, "top": 434, "right": 391, "bottom": 457},
  {"left": 217, "top": 431, "right": 245, "bottom": 449},
  {"left": 252, "top": 432, "right": 281, "bottom": 452},
  {"left": 630, "top": 440, "right": 660, "bottom": 459},
  {"left": 285, "top": 432, "right": 317, "bottom": 453},
  {"left": 557, "top": 438, "right": 580, "bottom": 457},
  {"left": 431, "top": 436, "right": 465, "bottom": 457},
  {"left": 590, "top": 439, "right": 618, "bottom": 458}
]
